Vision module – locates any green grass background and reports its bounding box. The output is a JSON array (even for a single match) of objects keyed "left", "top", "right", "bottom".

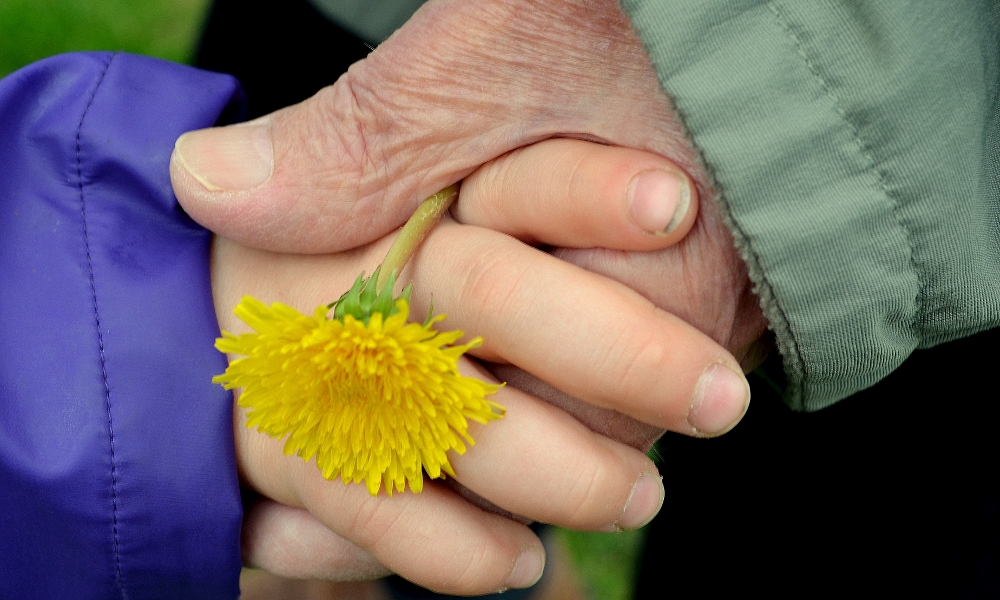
[
  {"left": 1, "top": 2, "right": 649, "bottom": 597},
  {"left": 0, "top": 0, "right": 208, "bottom": 77},
  {"left": 559, "top": 527, "right": 645, "bottom": 599}
]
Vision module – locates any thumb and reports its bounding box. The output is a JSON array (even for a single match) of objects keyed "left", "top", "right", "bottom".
[{"left": 171, "top": 0, "right": 677, "bottom": 253}]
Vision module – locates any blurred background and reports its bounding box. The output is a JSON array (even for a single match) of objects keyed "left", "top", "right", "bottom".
[
  {"left": 0, "top": 0, "right": 207, "bottom": 77},
  {"left": 0, "top": 1, "right": 648, "bottom": 598}
]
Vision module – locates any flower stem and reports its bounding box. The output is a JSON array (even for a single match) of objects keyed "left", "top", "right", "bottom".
[{"left": 376, "top": 184, "right": 460, "bottom": 290}]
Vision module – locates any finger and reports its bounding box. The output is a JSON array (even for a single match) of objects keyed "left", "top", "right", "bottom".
[
  {"left": 212, "top": 228, "right": 750, "bottom": 438},
  {"left": 170, "top": 0, "right": 689, "bottom": 253},
  {"left": 239, "top": 570, "right": 386, "bottom": 600},
  {"left": 408, "top": 220, "right": 751, "bottom": 437},
  {"left": 241, "top": 497, "right": 390, "bottom": 581},
  {"left": 453, "top": 138, "right": 698, "bottom": 249},
  {"left": 487, "top": 362, "right": 665, "bottom": 452},
  {"left": 236, "top": 411, "right": 546, "bottom": 596},
  {"left": 448, "top": 361, "right": 664, "bottom": 532}
]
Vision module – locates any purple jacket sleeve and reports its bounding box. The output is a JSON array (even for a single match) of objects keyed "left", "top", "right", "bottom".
[{"left": 0, "top": 53, "right": 244, "bottom": 599}]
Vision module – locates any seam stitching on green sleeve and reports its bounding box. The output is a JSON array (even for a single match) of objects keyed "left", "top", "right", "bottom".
[
  {"left": 653, "top": 85, "right": 807, "bottom": 410},
  {"left": 624, "top": 0, "right": 808, "bottom": 409},
  {"left": 713, "top": 179, "right": 805, "bottom": 408},
  {"left": 767, "top": 0, "right": 924, "bottom": 350}
]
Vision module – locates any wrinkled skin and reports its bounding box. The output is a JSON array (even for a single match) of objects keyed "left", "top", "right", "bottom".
[{"left": 177, "top": 0, "right": 705, "bottom": 252}]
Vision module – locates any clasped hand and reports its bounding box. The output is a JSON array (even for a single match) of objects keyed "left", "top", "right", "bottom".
[{"left": 172, "top": 0, "right": 769, "bottom": 594}]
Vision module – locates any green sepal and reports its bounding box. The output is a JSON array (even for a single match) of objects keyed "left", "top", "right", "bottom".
[
  {"left": 399, "top": 283, "right": 413, "bottom": 307},
  {"left": 332, "top": 273, "right": 365, "bottom": 321},
  {"left": 328, "top": 267, "right": 408, "bottom": 325},
  {"left": 358, "top": 266, "right": 380, "bottom": 314},
  {"left": 423, "top": 297, "right": 435, "bottom": 327},
  {"left": 369, "top": 268, "right": 396, "bottom": 318}
]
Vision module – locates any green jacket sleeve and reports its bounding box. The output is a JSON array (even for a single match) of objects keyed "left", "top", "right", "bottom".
[
  {"left": 308, "top": 0, "right": 428, "bottom": 44},
  {"left": 622, "top": 0, "right": 1000, "bottom": 410}
]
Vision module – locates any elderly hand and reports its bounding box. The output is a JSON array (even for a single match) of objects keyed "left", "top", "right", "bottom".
[{"left": 171, "top": 0, "right": 705, "bottom": 253}]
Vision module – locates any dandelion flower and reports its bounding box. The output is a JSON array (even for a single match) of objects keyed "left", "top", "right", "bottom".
[{"left": 214, "top": 186, "right": 504, "bottom": 495}]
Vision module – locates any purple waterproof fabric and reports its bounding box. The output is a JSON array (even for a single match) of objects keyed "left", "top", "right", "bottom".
[{"left": 0, "top": 53, "right": 243, "bottom": 598}]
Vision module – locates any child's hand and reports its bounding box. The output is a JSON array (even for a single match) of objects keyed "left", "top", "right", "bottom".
[
  {"left": 213, "top": 140, "right": 745, "bottom": 595},
  {"left": 454, "top": 138, "right": 770, "bottom": 445}
]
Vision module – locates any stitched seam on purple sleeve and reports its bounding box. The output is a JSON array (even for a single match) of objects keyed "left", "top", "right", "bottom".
[{"left": 76, "top": 52, "right": 127, "bottom": 600}]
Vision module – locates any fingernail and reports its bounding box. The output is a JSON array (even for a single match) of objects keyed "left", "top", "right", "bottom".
[
  {"left": 617, "top": 473, "right": 665, "bottom": 531},
  {"left": 506, "top": 548, "right": 545, "bottom": 589},
  {"left": 173, "top": 122, "right": 273, "bottom": 191},
  {"left": 688, "top": 364, "right": 750, "bottom": 436},
  {"left": 627, "top": 168, "right": 692, "bottom": 236}
]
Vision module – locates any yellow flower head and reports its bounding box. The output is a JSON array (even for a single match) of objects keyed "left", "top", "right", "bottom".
[{"left": 214, "top": 272, "right": 504, "bottom": 496}]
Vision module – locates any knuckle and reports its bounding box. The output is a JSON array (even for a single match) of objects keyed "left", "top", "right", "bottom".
[
  {"left": 342, "top": 493, "right": 400, "bottom": 547},
  {"left": 609, "top": 326, "right": 674, "bottom": 404},
  {"left": 303, "top": 74, "right": 422, "bottom": 243},
  {"left": 310, "top": 75, "right": 384, "bottom": 193},
  {"left": 346, "top": 496, "right": 506, "bottom": 594},
  {"left": 554, "top": 449, "right": 621, "bottom": 528},
  {"left": 472, "top": 151, "right": 519, "bottom": 226},
  {"left": 458, "top": 243, "right": 533, "bottom": 328},
  {"left": 312, "top": 67, "right": 456, "bottom": 238},
  {"left": 563, "top": 147, "right": 590, "bottom": 203},
  {"left": 446, "top": 541, "right": 500, "bottom": 593}
]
